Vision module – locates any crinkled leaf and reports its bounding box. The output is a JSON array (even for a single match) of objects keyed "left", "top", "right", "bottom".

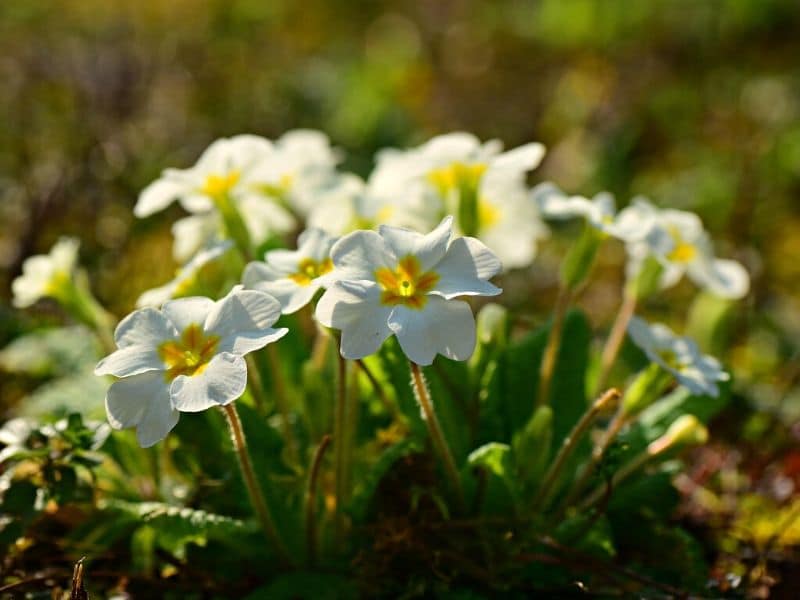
[{"left": 0, "top": 326, "right": 98, "bottom": 377}]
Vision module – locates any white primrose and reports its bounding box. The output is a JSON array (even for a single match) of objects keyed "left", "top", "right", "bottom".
[
  {"left": 95, "top": 286, "right": 287, "bottom": 447},
  {"left": 12, "top": 237, "right": 81, "bottom": 308},
  {"left": 626, "top": 200, "right": 749, "bottom": 299},
  {"left": 627, "top": 316, "right": 729, "bottom": 397},
  {"left": 536, "top": 188, "right": 655, "bottom": 243},
  {"left": 315, "top": 216, "right": 502, "bottom": 366},
  {"left": 367, "top": 132, "right": 548, "bottom": 270},
  {"left": 242, "top": 228, "right": 338, "bottom": 314},
  {"left": 136, "top": 241, "right": 233, "bottom": 308}
]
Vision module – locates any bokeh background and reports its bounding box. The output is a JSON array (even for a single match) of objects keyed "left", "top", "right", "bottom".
[{"left": 1, "top": 0, "right": 799, "bottom": 589}]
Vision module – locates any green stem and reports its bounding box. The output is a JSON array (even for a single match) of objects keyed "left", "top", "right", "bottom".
[
  {"left": 593, "top": 291, "right": 637, "bottom": 396},
  {"left": 537, "top": 287, "right": 572, "bottom": 408},
  {"left": 409, "top": 361, "right": 466, "bottom": 513},
  {"left": 356, "top": 359, "right": 406, "bottom": 427},
  {"left": 532, "top": 388, "right": 620, "bottom": 513},
  {"left": 222, "top": 403, "right": 293, "bottom": 566},
  {"left": 305, "top": 434, "right": 331, "bottom": 567}
]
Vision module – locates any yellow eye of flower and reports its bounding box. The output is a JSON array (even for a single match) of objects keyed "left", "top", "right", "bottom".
[
  {"left": 200, "top": 171, "right": 241, "bottom": 199},
  {"left": 288, "top": 257, "right": 333, "bottom": 286},
  {"left": 375, "top": 255, "right": 440, "bottom": 310},
  {"left": 427, "top": 162, "right": 487, "bottom": 197},
  {"left": 666, "top": 227, "right": 697, "bottom": 263},
  {"left": 478, "top": 198, "right": 501, "bottom": 228},
  {"left": 158, "top": 324, "right": 220, "bottom": 381}
]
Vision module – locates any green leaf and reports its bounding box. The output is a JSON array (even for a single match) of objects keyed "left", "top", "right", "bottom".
[
  {"left": 101, "top": 499, "right": 252, "bottom": 559},
  {"left": 466, "top": 442, "right": 518, "bottom": 512},
  {"left": 17, "top": 368, "right": 108, "bottom": 419},
  {"left": 0, "top": 326, "right": 98, "bottom": 377}
]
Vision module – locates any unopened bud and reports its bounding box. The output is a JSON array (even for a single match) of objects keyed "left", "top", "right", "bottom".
[{"left": 648, "top": 415, "right": 708, "bottom": 455}]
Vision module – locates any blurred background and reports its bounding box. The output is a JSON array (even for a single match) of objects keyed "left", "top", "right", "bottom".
[
  {"left": 4, "top": 0, "right": 799, "bottom": 396},
  {"left": 1, "top": 0, "right": 799, "bottom": 589}
]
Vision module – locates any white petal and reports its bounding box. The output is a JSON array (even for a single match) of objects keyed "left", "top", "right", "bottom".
[
  {"left": 538, "top": 193, "right": 595, "bottom": 221},
  {"left": 171, "top": 214, "right": 221, "bottom": 263},
  {"left": 113, "top": 307, "right": 177, "bottom": 347},
  {"left": 205, "top": 287, "right": 282, "bottom": 338},
  {"left": 105, "top": 371, "right": 178, "bottom": 448},
  {"left": 484, "top": 143, "right": 545, "bottom": 186},
  {"left": 297, "top": 228, "right": 338, "bottom": 262},
  {"left": 378, "top": 217, "right": 452, "bottom": 271},
  {"left": 170, "top": 352, "right": 247, "bottom": 412},
  {"left": 690, "top": 258, "right": 749, "bottom": 299},
  {"left": 95, "top": 346, "right": 163, "bottom": 377},
  {"left": 329, "top": 230, "right": 394, "bottom": 281},
  {"left": 242, "top": 261, "right": 284, "bottom": 286},
  {"left": 134, "top": 177, "right": 188, "bottom": 218},
  {"left": 609, "top": 201, "right": 656, "bottom": 243},
  {"left": 162, "top": 297, "right": 215, "bottom": 332},
  {"left": 315, "top": 281, "right": 393, "bottom": 359},
  {"left": 253, "top": 279, "right": 320, "bottom": 315},
  {"left": 430, "top": 237, "right": 502, "bottom": 299},
  {"left": 237, "top": 195, "right": 296, "bottom": 244},
  {"left": 388, "top": 297, "right": 476, "bottom": 365}
]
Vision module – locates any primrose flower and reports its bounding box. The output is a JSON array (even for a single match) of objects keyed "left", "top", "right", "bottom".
[
  {"left": 626, "top": 200, "right": 749, "bottom": 299},
  {"left": 95, "top": 286, "right": 287, "bottom": 447},
  {"left": 367, "top": 132, "right": 548, "bottom": 270},
  {"left": 627, "top": 316, "right": 729, "bottom": 397},
  {"left": 537, "top": 188, "right": 655, "bottom": 243},
  {"left": 12, "top": 237, "right": 81, "bottom": 308},
  {"left": 248, "top": 129, "right": 341, "bottom": 218},
  {"left": 136, "top": 241, "right": 233, "bottom": 308},
  {"left": 315, "top": 216, "right": 502, "bottom": 365},
  {"left": 243, "top": 228, "right": 338, "bottom": 314}
]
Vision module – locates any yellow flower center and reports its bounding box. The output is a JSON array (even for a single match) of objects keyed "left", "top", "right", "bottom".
[
  {"left": 200, "top": 171, "right": 241, "bottom": 199},
  {"left": 666, "top": 226, "right": 697, "bottom": 263},
  {"left": 158, "top": 323, "right": 220, "bottom": 381},
  {"left": 375, "top": 255, "right": 440, "bottom": 310},
  {"left": 288, "top": 257, "right": 333, "bottom": 286},
  {"left": 478, "top": 198, "right": 501, "bottom": 228},
  {"left": 426, "top": 162, "right": 487, "bottom": 198}
]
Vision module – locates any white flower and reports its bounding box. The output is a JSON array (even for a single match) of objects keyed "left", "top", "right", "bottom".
[
  {"left": 134, "top": 134, "right": 276, "bottom": 217},
  {"left": 315, "top": 216, "right": 502, "bottom": 365},
  {"left": 537, "top": 188, "right": 655, "bottom": 243},
  {"left": 243, "top": 228, "right": 338, "bottom": 314},
  {"left": 12, "top": 237, "right": 81, "bottom": 308},
  {"left": 366, "top": 132, "right": 548, "bottom": 270},
  {"left": 95, "top": 286, "right": 287, "bottom": 447},
  {"left": 136, "top": 241, "right": 234, "bottom": 308},
  {"left": 627, "top": 316, "right": 729, "bottom": 397},
  {"left": 306, "top": 174, "right": 431, "bottom": 236},
  {"left": 626, "top": 200, "right": 749, "bottom": 299},
  {"left": 248, "top": 129, "right": 341, "bottom": 218}
]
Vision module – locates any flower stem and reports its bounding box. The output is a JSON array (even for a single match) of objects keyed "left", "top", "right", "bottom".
[
  {"left": 409, "top": 361, "right": 466, "bottom": 513},
  {"left": 222, "top": 403, "right": 293, "bottom": 566},
  {"left": 305, "top": 434, "right": 331, "bottom": 567},
  {"left": 333, "top": 351, "right": 349, "bottom": 544},
  {"left": 593, "top": 291, "right": 637, "bottom": 396},
  {"left": 532, "top": 388, "right": 620, "bottom": 513},
  {"left": 537, "top": 287, "right": 572, "bottom": 408}
]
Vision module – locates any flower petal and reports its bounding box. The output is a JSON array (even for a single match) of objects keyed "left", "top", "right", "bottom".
[
  {"left": 114, "top": 307, "right": 177, "bottom": 347},
  {"left": 315, "top": 281, "right": 393, "bottom": 359},
  {"left": 134, "top": 177, "right": 188, "bottom": 218},
  {"left": 329, "top": 229, "right": 394, "bottom": 281},
  {"left": 162, "top": 297, "right": 215, "bottom": 332},
  {"left": 95, "top": 346, "right": 163, "bottom": 377},
  {"left": 388, "top": 297, "right": 476, "bottom": 365},
  {"left": 170, "top": 352, "right": 247, "bottom": 412},
  {"left": 252, "top": 279, "right": 320, "bottom": 315},
  {"left": 105, "top": 371, "right": 178, "bottom": 448},
  {"left": 378, "top": 216, "right": 452, "bottom": 271},
  {"left": 204, "top": 287, "right": 282, "bottom": 339},
  {"left": 430, "top": 237, "right": 502, "bottom": 299},
  {"left": 690, "top": 258, "right": 749, "bottom": 300}
]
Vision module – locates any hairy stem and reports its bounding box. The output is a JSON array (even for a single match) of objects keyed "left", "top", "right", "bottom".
[
  {"left": 333, "top": 351, "right": 348, "bottom": 543},
  {"left": 594, "top": 292, "right": 637, "bottom": 396},
  {"left": 409, "top": 361, "right": 466, "bottom": 513},
  {"left": 532, "top": 388, "right": 620, "bottom": 512},
  {"left": 537, "top": 287, "right": 572, "bottom": 408},
  {"left": 222, "top": 403, "right": 293, "bottom": 566}
]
